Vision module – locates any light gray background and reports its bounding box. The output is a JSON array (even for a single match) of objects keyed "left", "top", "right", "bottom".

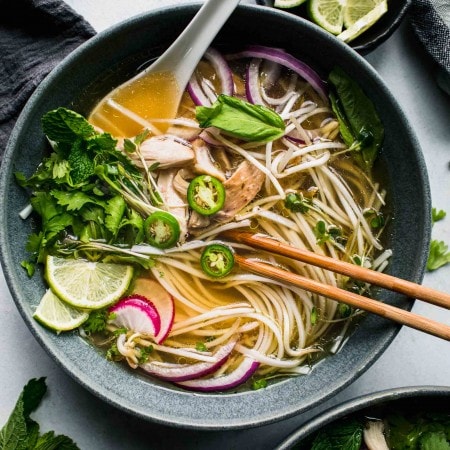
[{"left": 1, "top": 1, "right": 449, "bottom": 449}]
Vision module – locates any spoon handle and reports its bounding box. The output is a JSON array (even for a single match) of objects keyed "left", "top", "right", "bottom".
[{"left": 148, "top": 0, "right": 241, "bottom": 89}]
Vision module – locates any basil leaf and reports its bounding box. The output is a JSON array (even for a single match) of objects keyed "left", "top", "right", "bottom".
[
  {"left": 196, "top": 94, "right": 285, "bottom": 143},
  {"left": 328, "top": 67, "right": 384, "bottom": 170},
  {"left": 310, "top": 418, "right": 363, "bottom": 450}
]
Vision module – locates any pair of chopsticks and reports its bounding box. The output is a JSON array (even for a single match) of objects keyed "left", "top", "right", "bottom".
[{"left": 222, "top": 230, "right": 450, "bottom": 341}]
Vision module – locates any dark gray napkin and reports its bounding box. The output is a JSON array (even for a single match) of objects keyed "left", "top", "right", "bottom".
[
  {"left": 410, "top": 0, "right": 450, "bottom": 94},
  {"left": 0, "top": 0, "right": 96, "bottom": 161}
]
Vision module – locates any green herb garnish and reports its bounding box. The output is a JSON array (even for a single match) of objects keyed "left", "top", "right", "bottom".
[
  {"left": 16, "top": 107, "right": 159, "bottom": 271},
  {"left": 427, "top": 240, "right": 450, "bottom": 271},
  {"left": 196, "top": 94, "right": 285, "bottom": 143},
  {"left": 328, "top": 67, "right": 384, "bottom": 171},
  {"left": 0, "top": 378, "right": 80, "bottom": 450}
]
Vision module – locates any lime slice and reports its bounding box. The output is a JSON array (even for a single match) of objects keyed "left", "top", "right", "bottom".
[
  {"left": 33, "top": 289, "right": 89, "bottom": 332},
  {"left": 46, "top": 255, "right": 134, "bottom": 309},
  {"left": 343, "top": 0, "right": 382, "bottom": 28},
  {"left": 308, "top": 0, "right": 347, "bottom": 35},
  {"left": 274, "top": 0, "right": 308, "bottom": 8},
  {"left": 338, "top": 0, "right": 388, "bottom": 42}
]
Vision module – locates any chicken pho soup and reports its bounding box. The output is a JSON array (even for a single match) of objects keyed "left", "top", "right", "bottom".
[{"left": 21, "top": 45, "right": 388, "bottom": 392}]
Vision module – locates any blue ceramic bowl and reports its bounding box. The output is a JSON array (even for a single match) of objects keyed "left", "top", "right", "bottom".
[
  {"left": 276, "top": 386, "right": 450, "bottom": 449},
  {"left": 0, "top": 3, "right": 430, "bottom": 429}
]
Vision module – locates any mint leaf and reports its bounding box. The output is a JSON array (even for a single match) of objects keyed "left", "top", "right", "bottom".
[
  {"left": 0, "top": 378, "right": 80, "bottom": 450},
  {"left": 0, "top": 378, "right": 47, "bottom": 450},
  {"left": 0, "top": 394, "right": 27, "bottom": 450},
  {"left": 42, "top": 108, "right": 95, "bottom": 144},
  {"left": 34, "top": 431, "right": 79, "bottom": 450},
  {"left": 196, "top": 94, "right": 285, "bottom": 142}
]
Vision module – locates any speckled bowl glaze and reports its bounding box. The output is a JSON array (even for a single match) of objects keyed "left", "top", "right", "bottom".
[
  {"left": 256, "top": 0, "right": 411, "bottom": 55},
  {"left": 0, "top": 3, "right": 431, "bottom": 429},
  {"left": 276, "top": 386, "right": 450, "bottom": 449}
]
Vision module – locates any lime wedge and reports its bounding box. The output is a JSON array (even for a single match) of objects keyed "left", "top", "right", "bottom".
[
  {"left": 308, "top": 0, "right": 347, "bottom": 35},
  {"left": 33, "top": 289, "right": 89, "bottom": 332},
  {"left": 45, "top": 255, "right": 134, "bottom": 309},
  {"left": 274, "top": 0, "right": 308, "bottom": 8},
  {"left": 343, "top": 0, "right": 383, "bottom": 29},
  {"left": 338, "top": 0, "right": 388, "bottom": 42}
]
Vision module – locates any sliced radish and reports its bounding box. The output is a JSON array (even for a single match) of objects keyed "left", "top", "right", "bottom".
[
  {"left": 132, "top": 278, "right": 175, "bottom": 343},
  {"left": 175, "top": 357, "right": 260, "bottom": 392},
  {"left": 140, "top": 336, "right": 238, "bottom": 382},
  {"left": 108, "top": 295, "right": 160, "bottom": 337}
]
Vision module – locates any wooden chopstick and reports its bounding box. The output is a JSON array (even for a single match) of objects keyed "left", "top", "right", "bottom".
[
  {"left": 233, "top": 254, "right": 450, "bottom": 341},
  {"left": 223, "top": 230, "right": 450, "bottom": 310}
]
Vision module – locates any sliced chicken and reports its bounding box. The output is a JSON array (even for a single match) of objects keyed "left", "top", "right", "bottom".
[
  {"left": 188, "top": 211, "right": 211, "bottom": 230},
  {"left": 214, "top": 160, "right": 265, "bottom": 222},
  {"left": 157, "top": 168, "right": 188, "bottom": 240},
  {"left": 192, "top": 139, "right": 226, "bottom": 181},
  {"left": 133, "top": 135, "right": 194, "bottom": 169}
]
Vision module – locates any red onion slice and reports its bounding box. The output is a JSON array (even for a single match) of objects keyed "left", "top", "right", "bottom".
[
  {"left": 187, "top": 47, "right": 234, "bottom": 106},
  {"left": 175, "top": 357, "right": 260, "bottom": 392},
  {"left": 245, "top": 58, "right": 265, "bottom": 105},
  {"left": 140, "top": 336, "right": 238, "bottom": 382},
  {"left": 232, "top": 45, "right": 327, "bottom": 103}
]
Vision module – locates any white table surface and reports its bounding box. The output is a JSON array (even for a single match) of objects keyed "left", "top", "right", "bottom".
[{"left": 1, "top": 1, "right": 449, "bottom": 449}]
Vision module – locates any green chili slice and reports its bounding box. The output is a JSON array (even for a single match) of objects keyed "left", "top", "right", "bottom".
[
  {"left": 187, "top": 175, "right": 226, "bottom": 216},
  {"left": 200, "top": 244, "right": 235, "bottom": 278},
  {"left": 144, "top": 211, "right": 180, "bottom": 249}
]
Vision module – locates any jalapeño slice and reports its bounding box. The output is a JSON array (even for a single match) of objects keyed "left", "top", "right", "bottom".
[
  {"left": 187, "top": 175, "right": 226, "bottom": 216},
  {"left": 144, "top": 211, "right": 180, "bottom": 249},
  {"left": 200, "top": 244, "right": 235, "bottom": 278}
]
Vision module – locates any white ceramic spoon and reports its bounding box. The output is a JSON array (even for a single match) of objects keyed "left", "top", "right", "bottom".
[{"left": 90, "top": 0, "right": 241, "bottom": 137}]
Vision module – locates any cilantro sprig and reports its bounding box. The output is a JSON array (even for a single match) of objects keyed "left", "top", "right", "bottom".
[
  {"left": 427, "top": 207, "right": 450, "bottom": 272},
  {"left": 0, "top": 378, "right": 79, "bottom": 450},
  {"left": 16, "top": 108, "right": 162, "bottom": 273}
]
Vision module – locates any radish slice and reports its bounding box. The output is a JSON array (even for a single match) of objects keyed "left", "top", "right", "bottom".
[
  {"left": 109, "top": 295, "right": 161, "bottom": 337},
  {"left": 175, "top": 357, "right": 260, "bottom": 392},
  {"left": 187, "top": 47, "right": 234, "bottom": 106},
  {"left": 132, "top": 278, "right": 175, "bottom": 343},
  {"left": 140, "top": 336, "right": 239, "bottom": 382}
]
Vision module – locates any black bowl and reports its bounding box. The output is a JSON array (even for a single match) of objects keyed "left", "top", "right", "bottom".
[
  {"left": 276, "top": 386, "right": 450, "bottom": 449},
  {"left": 0, "top": 3, "right": 430, "bottom": 429},
  {"left": 256, "top": 0, "right": 411, "bottom": 55}
]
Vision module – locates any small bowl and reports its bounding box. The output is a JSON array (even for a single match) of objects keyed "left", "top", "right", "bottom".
[
  {"left": 256, "top": 0, "right": 411, "bottom": 55},
  {"left": 277, "top": 386, "right": 450, "bottom": 449},
  {"left": 0, "top": 3, "right": 430, "bottom": 429}
]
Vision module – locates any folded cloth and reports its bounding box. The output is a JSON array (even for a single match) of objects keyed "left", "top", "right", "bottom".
[
  {"left": 0, "top": 0, "right": 96, "bottom": 161},
  {"left": 409, "top": 0, "right": 450, "bottom": 94}
]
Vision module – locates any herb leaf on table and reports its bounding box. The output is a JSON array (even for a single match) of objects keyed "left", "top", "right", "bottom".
[{"left": 0, "top": 378, "right": 80, "bottom": 450}]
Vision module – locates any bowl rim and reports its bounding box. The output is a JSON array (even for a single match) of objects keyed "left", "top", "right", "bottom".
[
  {"left": 0, "top": 3, "right": 431, "bottom": 430},
  {"left": 276, "top": 385, "right": 450, "bottom": 449}
]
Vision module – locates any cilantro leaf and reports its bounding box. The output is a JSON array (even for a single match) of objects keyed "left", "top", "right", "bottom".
[
  {"left": 427, "top": 240, "right": 450, "bottom": 271},
  {"left": 432, "top": 208, "right": 447, "bottom": 225}
]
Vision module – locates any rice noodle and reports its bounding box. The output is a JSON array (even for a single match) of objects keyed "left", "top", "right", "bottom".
[{"left": 84, "top": 46, "right": 391, "bottom": 391}]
